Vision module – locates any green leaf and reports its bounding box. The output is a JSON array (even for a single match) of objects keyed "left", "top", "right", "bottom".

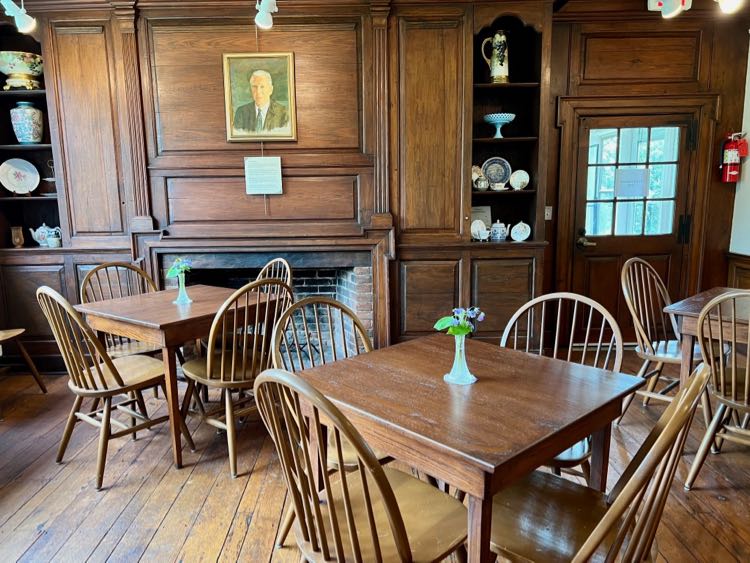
[
  {"left": 447, "top": 325, "right": 472, "bottom": 336},
  {"left": 433, "top": 316, "right": 455, "bottom": 331},
  {"left": 166, "top": 265, "right": 179, "bottom": 278}
]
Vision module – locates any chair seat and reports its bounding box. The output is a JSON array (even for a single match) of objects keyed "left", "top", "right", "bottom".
[
  {"left": 296, "top": 467, "right": 467, "bottom": 562},
  {"left": 70, "top": 354, "right": 165, "bottom": 396},
  {"left": 0, "top": 328, "right": 25, "bottom": 342},
  {"left": 327, "top": 435, "right": 389, "bottom": 469},
  {"left": 182, "top": 355, "right": 259, "bottom": 389},
  {"left": 637, "top": 339, "right": 727, "bottom": 363},
  {"left": 491, "top": 471, "right": 620, "bottom": 562},
  {"left": 552, "top": 437, "right": 591, "bottom": 465},
  {"left": 106, "top": 339, "right": 161, "bottom": 359}
]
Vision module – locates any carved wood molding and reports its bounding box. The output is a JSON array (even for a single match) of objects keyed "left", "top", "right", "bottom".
[{"left": 371, "top": 0, "right": 390, "bottom": 215}]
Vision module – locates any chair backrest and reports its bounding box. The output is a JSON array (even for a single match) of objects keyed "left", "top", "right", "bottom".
[
  {"left": 256, "top": 257, "right": 293, "bottom": 286},
  {"left": 204, "top": 279, "right": 294, "bottom": 385},
  {"left": 621, "top": 257, "right": 680, "bottom": 355},
  {"left": 696, "top": 289, "right": 750, "bottom": 406},
  {"left": 80, "top": 261, "right": 157, "bottom": 304},
  {"left": 573, "top": 365, "right": 710, "bottom": 562},
  {"left": 255, "top": 368, "right": 411, "bottom": 561},
  {"left": 271, "top": 296, "right": 372, "bottom": 373},
  {"left": 500, "top": 292, "right": 624, "bottom": 372},
  {"left": 37, "top": 286, "right": 124, "bottom": 392},
  {"left": 80, "top": 262, "right": 158, "bottom": 350}
]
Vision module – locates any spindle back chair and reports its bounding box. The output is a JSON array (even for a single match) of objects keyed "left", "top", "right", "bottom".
[{"left": 256, "top": 257, "right": 293, "bottom": 286}]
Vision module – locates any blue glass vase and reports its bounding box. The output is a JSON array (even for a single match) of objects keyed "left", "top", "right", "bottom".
[
  {"left": 173, "top": 272, "right": 192, "bottom": 305},
  {"left": 443, "top": 334, "right": 477, "bottom": 385}
]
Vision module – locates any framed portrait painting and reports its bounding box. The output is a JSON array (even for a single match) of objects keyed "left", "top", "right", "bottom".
[{"left": 223, "top": 52, "right": 297, "bottom": 142}]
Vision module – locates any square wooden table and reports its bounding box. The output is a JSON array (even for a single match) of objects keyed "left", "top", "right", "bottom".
[
  {"left": 664, "top": 287, "right": 749, "bottom": 388},
  {"left": 76, "top": 284, "right": 247, "bottom": 468},
  {"left": 298, "top": 333, "right": 643, "bottom": 563}
]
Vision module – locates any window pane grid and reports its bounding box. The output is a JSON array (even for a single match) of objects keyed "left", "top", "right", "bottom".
[{"left": 586, "top": 126, "right": 679, "bottom": 237}]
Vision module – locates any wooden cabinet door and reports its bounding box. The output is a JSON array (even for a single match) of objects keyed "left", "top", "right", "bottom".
[
  {"left": 0, "top": 265, "right": 66, "bottom": 337},
  {"left": 394, "top": 8, "right": 470, "bottom": 244},
  {"left": 397, "top": 258, "right": 462, "bottom": 339},
  {"left": 47, "top": 22, "right": 128, "bottom": 242},
  {"left": 470, "top": 255, "right": 539, "bottom": 339}
]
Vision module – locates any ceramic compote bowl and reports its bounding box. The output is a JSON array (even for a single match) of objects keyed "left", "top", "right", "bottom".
[
  {"left": 483, "top": 112, "right": 515, "bottom": 139},
  {"left": 0, "top": 51, "right": 44, "bottom": 90}
]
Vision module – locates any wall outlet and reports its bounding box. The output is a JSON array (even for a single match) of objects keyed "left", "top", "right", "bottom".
[{"left": 545, "top": 206, "right": 553, "bottom": 221}]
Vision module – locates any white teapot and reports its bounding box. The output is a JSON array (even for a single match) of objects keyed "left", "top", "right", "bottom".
[
  {"left": 29, "top": 223, "right": 62, "bottom": 247},
  {"left": 490, "top": 221, "right": 508, "bottom": 241}
]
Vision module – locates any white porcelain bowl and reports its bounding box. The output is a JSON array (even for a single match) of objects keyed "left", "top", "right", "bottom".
[{"left": 0, "top": 51, "right": 44, "bottom": 77}]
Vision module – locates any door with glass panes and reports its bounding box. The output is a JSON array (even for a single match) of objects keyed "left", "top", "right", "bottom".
[{"left": 571, "top": 115, "right": 693, "bottom": 341}]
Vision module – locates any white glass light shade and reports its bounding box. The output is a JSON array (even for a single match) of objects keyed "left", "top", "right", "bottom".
[
  {"left": 254, "top": 11, "right": 273, "bottom": 29},
  {"left": 660, "top": 0, "right": 685, "bottom": 18},
  {"left": 717, "top": 0, "right": 743, "bottom": 14},
  {"left": 0, "top": 0, "right": 37, "bottom": 34}
]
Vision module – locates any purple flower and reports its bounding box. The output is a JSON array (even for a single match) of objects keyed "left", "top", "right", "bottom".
[
  {"left": 452, "top": 308, "right": 465, "bottom": 316},
  {"left": 477, "top": 312, "right": 486, "bottom": 322},
  {"left": 467, "top": 308, "right": 477, "bottom": 319}
]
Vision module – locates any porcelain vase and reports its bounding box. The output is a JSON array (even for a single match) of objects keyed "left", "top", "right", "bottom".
[
  {"left": 173, "top": 272, "right": 193, "bottom": 305},
  {"left": 10, "top": 101, "right": 43, "bottom": 144},
  {"left": 443, "top": 334, "right": 477, "bottom": 385}
]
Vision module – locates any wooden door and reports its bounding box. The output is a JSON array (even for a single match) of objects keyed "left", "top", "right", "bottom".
[{"left": 570, "top": 115, "right": 694, "bottom": 340}]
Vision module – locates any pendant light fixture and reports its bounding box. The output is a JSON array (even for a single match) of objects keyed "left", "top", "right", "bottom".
[
  {"left": 0, "top": 0, "right": 37, "bottom": 34},
  {"left": 716, "top": 0, "right": 744, "bottom": 14},
  {"left": 647, "top": 0, "right": 693, "bottom": 18},
  {"left": 255, "top": 0, "right": 278, "bottom": 30}
]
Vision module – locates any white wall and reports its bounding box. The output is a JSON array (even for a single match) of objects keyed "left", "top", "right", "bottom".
[{"left": 729, "top": 35, "right": 750, "bottom": 256}]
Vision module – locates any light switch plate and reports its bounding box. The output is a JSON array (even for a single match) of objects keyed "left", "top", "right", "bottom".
[{"left": 545, "top": 206, "right": 553, "bottom": 221}]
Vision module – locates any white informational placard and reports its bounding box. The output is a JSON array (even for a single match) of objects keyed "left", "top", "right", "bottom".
[
  {"left": 615, "top": 168, "right": 649, "bottom": 199},
  {"left": 244, "top": 156, "right": 283, "bottom": 195}
]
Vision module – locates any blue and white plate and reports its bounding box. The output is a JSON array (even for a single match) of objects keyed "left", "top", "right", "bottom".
[{"left": 481, "top": 157, "right": 512, "bottom": 185}]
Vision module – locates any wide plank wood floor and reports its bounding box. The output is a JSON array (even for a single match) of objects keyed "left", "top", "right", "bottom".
[{"left": 0, "top": 352, "right": 749, "bottom": 562}]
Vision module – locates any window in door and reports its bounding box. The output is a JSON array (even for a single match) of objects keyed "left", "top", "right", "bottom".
[{"left": 585, "top": 126, "right": 680, "bottom": 237}]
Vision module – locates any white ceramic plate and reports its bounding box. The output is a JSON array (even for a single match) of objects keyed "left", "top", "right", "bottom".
[
  {"left": 481, "top": 157, "right": 512, "bottom": 184},
  {"left": 471, "top": 219, "right": 487, "bottom": 239},
  {"left": 0, "top": 158, "right": 40, "bottom": 194},
  {"left": 510, "top": 221, "right": 531, "bottom": 242},
  {"left": 510, "top": 169, "right": 530, "bottom": 190}
]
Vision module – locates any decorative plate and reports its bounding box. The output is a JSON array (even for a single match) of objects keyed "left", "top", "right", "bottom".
[
  {"left": 0, "top": 158, "right": 40, "bottom": 194},
  {"left": 481, "top": 157, "right": 512, "bottom": 185},
  {"left": 510, "top": 169, "right": 530, "bottom": 190},
  {"left": 471, "top": 219, "right": 487, "bottom": 240},
  {"left": 510, "top": 221, "right": 531, "bottom": 242}
]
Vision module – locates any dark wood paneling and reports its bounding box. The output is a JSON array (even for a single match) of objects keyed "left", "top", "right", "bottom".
[
  {"left": 728, "top": 253, "right": 750, "bottom": 289},
  {"left": 0, "top": 264, "right": 65, "bottom": 337},
  {"left": 50, "top": 23, "right": 125, "bottom": 236},
  {"left": 166, "top": 176, "right": 360, "bottom": 224},
  {"left": 396, "top": 12, "right": 468, "bottom": 240},
  {"left": 399, "top": 259, "right": 461, "bottom": 336},
  {"left": 148, "top": 21, "right": 361, "bottom": 154},
  {"left": 470, "top": 257, "right": 536, "bottom": 336},
  {"left": 570, "top": 22, "right": 711, "bottom": 95}
]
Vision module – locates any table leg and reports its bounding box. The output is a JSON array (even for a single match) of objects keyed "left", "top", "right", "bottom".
[
  {"left": 590, "top": 422, "right": 612, "bottom": 492},
  {"left": 162, "top": 345, "right": 183, "bottom": 468},
  {"left": 467, "top": 494, "right": 493, "bottom": 563},
  {"left": 679, "top": 333, "right": 695, "bottom": 389}
]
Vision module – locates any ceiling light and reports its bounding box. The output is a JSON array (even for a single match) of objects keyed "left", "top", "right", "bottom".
[
  {"left": 647, "top": 0, "right": 693, "bottom": 18},
  {"left": 0, "top": 0, "right": 37, "bottom": 34},
  {"left": 717, "top": 0, "right": 744, "bottom": 14},
  {"left": 255, "top": 0, "right": 278, "bottom": 30}
]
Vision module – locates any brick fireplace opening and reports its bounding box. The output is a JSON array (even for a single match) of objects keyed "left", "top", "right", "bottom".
[{"left": 161, "top": 251, "right": 374, "bottom": 339}]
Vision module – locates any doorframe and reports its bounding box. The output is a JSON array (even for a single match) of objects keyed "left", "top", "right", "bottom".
[{"left": 555, "top": 94, "right": 719, "bottom": 299}]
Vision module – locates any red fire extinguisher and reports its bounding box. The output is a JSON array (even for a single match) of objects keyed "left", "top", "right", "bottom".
[{"left": 720, "top": 132, "right": 748, "bottom": 183}]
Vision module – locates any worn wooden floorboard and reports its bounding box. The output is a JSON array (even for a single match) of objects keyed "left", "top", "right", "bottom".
[{"left": 0, "top": 352, "right": 747, "bottom": 562}]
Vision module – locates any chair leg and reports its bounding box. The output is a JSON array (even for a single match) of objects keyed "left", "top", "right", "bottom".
[
  {"left": 225, "top": 390, "right": 238, "bottom": 478},
  {"left": 181, "top": 378, "right": 196, "bottom": 420},
  {"left": 175, "top": 348, "right": 186, "bottom": 365},
  {"left": 581, "top": 459, "right": 591, "bottom": 485},
  {"left": 641, "top": 362, "right": 662, "bottom": 406},
  {"left": 57, "top": 395, "right": 83, "bottom": 463},
  {"left": 17, "top": 340, "right": 46, "bottom": 393},
  {"left": 713, "top": 407, "right": 734, "bottom": 454},
  {"left": 96, "top": 397, "right": 112, "bottom": 490},
  {"left": 276, "top": 506, "right": 296, "bottom": 547},
  {"left": 617, "top": 359, "right": 650, "bottom": 425},
  {"left": 685, "top": 403, "right": 727, "bottom": 490}
]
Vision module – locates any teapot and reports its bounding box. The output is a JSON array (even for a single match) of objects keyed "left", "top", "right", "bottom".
[
  {"left": 29, "top": 223, "right": 62, "bottom": 247},
  {"left": 490, "top": 221, "right": 508, "bottom": 242},
  {"left": 481, "top": 30, "right": 509, "bottom": 84}
]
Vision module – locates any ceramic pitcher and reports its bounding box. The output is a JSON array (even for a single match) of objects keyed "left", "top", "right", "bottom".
[{"left": 481, "top": 30, "right": 509, "bottom": 84}]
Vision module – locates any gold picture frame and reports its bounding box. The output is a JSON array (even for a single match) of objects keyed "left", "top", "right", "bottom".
[{"left": 223, "top": 52, "right": 297, "bottom": 142}]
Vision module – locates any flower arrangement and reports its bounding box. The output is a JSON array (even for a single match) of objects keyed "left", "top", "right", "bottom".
[
  {"left": 434, "top": 306, "right": 486, "bottom": 336},
  {"left": 166, "top": 257, "right": 192, "bottom": 279}
]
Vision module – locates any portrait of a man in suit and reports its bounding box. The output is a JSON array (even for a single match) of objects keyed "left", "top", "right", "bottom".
[{"left": 223, "top": 53, "right": 297, "bottom": 141}]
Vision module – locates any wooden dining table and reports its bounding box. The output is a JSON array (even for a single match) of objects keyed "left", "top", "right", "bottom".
[
  {"left": 664, "top": 287, "right": 750, "bottom": 388},
  {"left": 75, "top": 284, "right": 265, "bottom": 468},
  {"left": 297, "top": 333, "right": 643, "bottom": 563}
]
